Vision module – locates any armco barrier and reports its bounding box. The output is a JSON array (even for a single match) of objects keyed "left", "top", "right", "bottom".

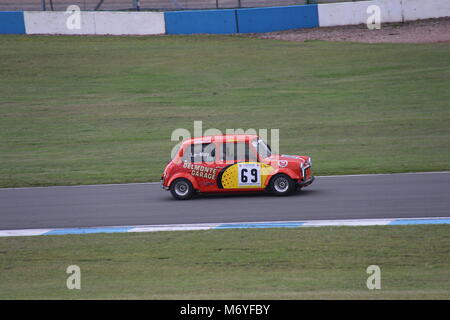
[
  {"left": 164, "top": 9, "right": 237, "bottom": 35},
  {"left": 318, "top": 0, "right": 403, "bottom": 27},
  {"left": 0, "top": 11, "right": 25, "bottom": 34},
  {"left": 24, "top": 11, "right": 165, "bottom": 35},
  {"left": 236, "top": 5, "right": 318, "bottom": 33}
]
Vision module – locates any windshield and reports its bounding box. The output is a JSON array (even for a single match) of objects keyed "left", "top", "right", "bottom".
[{"left": 252, "top": 138, "right": 272, "bottom": 159}]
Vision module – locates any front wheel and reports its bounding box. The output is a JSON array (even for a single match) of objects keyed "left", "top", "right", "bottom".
[
  {"left": 269, "top": 174, "right": 295, "bottom": 196},
  {"left": 170, "top": 178, "right": 194, "bottom": 200}
]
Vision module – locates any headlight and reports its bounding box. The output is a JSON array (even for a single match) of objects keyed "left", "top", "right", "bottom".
[{"left": 301, "top": 159, "right": 311, "bottom": 168}]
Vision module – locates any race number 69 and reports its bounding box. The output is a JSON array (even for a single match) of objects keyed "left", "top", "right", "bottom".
[{"left": 238, "top": 163, "right": 261, "bottom": 187}]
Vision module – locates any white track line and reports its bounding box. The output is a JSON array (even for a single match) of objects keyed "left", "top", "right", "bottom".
[
  {"left": 318, "top": 171, "right": 450, "bottom": 178},
  {"left": 1, "top": 217, "right": 449, "bottom": 237}
]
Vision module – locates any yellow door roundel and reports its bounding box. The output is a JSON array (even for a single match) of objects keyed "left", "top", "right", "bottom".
[{"left": 217, "top": 162, "right": 274, "bottom": 189}]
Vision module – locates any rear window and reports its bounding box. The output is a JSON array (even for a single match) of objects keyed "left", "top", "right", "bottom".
[{"left": 182, "top": 143, "right": 216, "bottom": 163}]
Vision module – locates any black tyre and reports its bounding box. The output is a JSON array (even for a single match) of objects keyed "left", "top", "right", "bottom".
[
  {"left": 269, "top": 174, "right": 295, "bottom": 196},
  {"left": 170, "top": 178, "right": 195, "bottom": 200}
]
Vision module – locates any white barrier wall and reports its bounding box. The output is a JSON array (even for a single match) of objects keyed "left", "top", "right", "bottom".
[
  {"left": 402, "top": 0, "right": 450, "bottom": 21},
  {"left": 24, "top": 11, "right": 165, "bottom": 35},
  {"left": 318, "top": 0, "right": 450, "bottom": 27},
  {"left": 318, "top": 0, "right": 402, "bottom": 27},
  {"left": 24, "top": 11, "right": 96, "bottom": 34},
  {"left": 94, "top": 12, "right": 165, "bottom": 35}
]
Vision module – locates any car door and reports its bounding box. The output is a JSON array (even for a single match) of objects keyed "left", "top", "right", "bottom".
[{"left": 215, "top": 140, "right": 264, "bottom": 191}]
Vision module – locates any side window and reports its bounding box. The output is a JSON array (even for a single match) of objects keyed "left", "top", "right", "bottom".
[
  {"left": 252, "top": 138, "right": 271, "bottom": 159},
  {"left": 220, "top": 142, "right": 257, "bottom": 162},
  {"left": 182, "top": 143, "right": 216, "bottom": 163},
  {"left": 221, "top": 142, "right": 236, "bottom": 163}
]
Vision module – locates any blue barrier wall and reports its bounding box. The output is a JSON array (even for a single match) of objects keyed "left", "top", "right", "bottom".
[
  {"left": 236, "top": 5, "right": 319, "bottom": 33},
  {"left": 164, "top": 9, "right": 238, "bottom": 35},
  {"left": 0, "top": 11, "right": 25, "bottom": 34}
]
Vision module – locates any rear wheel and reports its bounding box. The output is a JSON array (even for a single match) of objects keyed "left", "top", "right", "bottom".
[
  {"left": 170, "top": 178, "right": 194, "bottom": 200},
  {"left": 269, "top": 174, "right": 295, "bottom": 196}
]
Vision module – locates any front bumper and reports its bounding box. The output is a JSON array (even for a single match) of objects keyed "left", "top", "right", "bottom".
[
  {"left": 298, "top": 176, "right": 315, "bottom": 188},
  {"left": 299, "top": 163, "right": 314, "bottom": 188}
]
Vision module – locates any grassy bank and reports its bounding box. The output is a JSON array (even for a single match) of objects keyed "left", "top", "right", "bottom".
[
  {"left": 0, "top": 225, "right": 448, "bottom": 299},
  {"left": 0, "top": 35, "right": 449, "bottom": 187}
]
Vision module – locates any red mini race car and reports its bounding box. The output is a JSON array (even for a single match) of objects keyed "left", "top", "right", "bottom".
[{"left": 161, "top": 134, "right": 314, "bottom": 200}]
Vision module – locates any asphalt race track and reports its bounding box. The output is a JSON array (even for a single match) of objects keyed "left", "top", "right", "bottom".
[{"left": 0, "top": 172, "right": 449, "bottom": 230}]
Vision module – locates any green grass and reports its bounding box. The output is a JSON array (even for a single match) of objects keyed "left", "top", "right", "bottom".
[
  {"left": 0, "top": 35, "right": 449, "bottom": 187},
  {"left": 0, "top": 225, "right": 448, "bottom": 299}
]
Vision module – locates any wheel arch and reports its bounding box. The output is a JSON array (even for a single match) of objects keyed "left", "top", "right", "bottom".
[
  {"left": 167, "top": 173, "right": 200, "bottom": 190},
  {"left": 264, "top": 168, "right": 299, "bottom": 187}
]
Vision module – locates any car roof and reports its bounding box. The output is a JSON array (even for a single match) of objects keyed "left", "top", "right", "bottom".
[{"left": 182, "top": 134, "right": 259, "bottom": 145}]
